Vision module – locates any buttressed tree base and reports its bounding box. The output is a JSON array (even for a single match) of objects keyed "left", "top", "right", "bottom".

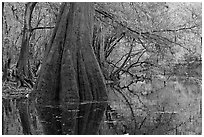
[{"left": 35, "top": 3, "right": 108, "bottom": 106}]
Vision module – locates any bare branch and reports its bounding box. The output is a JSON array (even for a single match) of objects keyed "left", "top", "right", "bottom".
[
  {"left": 152, "top": 25, "right": 199, "bottom": 33},
  {"left": 31, "top": 26, "right": 55, "bottom": 32}
]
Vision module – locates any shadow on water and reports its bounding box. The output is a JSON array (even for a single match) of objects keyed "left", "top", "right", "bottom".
[{"left": 2, "top": 97, "right": 107, "bottom": 135}]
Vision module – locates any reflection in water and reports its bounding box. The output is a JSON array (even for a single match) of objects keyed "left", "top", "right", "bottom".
[
  {"left": 16, "top": 98, "right": 32, "bottom": 135},
  {"left": 36, "top": 102, "right": 107, "bottom": 135},
  {"left": 2, "top": 98, "right": 27, "bottom": 135},
  {"left": 2, "top": 97, "right": 107, "bottom": 135},
  {"left": 78, "top": 103, "right": 106, "bottom": 134}
]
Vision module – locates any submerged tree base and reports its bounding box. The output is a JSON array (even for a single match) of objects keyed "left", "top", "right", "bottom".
[{"left": 34, "top": 3, "right": 108, "bottom": 106}]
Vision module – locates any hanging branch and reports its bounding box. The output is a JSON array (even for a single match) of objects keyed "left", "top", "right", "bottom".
[
  {"left": 110, "top": 39, "right": 134, "bottom": 80},
  {"left": 105, "top": 32, "right": 125, "bottom": 58},
  {"left": 126, "top": 50, "right": 146, "bottom": 72},
  {"left": 95, "top": 7, "right": 192, "bottom": 52}
]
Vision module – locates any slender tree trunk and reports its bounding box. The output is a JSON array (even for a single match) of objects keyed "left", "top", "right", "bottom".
[
  {"left": 34, "top": 2, "right": 107, "bottom": 106},
  {"left": 17, "top": 2, "right": 37, "bottom": 79}
]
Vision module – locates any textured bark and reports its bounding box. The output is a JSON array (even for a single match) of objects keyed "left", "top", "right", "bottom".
[
  {"left": 94, "top": 25, "right": 106, "bottom": 66},
  {"left": 34, "top": 2, "right": 107, "bottom": 106},
  {"left": 35, "top": 3, "right": 70, "bottom": 105},
  {"left": 17, "top": 2, "right": 37, "bottom": 79},
  {"left": 60, "top": 3, "right": 107, "bottom": 102}
]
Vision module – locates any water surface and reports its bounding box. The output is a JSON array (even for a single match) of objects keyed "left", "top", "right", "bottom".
[{"left": 2, "top": 97, "right": 108, "bottom": 135}]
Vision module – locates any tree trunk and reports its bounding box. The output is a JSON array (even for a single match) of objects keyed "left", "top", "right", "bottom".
[
  {"left": 34, "top": 2, "right": 107, "bottom": 106},
  {"left": 17, "top": 2, "right": 37, "bottom": 79}
]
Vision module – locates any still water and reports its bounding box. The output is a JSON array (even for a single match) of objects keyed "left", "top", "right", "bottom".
[
  {"left": 2, "top": 97, "right": 111, "bottom": 135},
  {"left": 2, "top": 77, "right": 202, "bottom": 135}
]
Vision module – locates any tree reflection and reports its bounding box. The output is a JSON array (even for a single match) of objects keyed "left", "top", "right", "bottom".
[
  {"left": 77, "top": 103, "right": 107, "bottom": 134},
  {"left": 16, "top": 98, "right": 32, "bottom": 135},
  {"left": 2, "top": 98, "right": 32, "bottom": 135},
  {"left": 36, "top": 102, "right": 107, "bottom": 135}
]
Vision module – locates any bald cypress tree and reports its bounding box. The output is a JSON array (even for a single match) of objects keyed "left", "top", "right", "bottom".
[{"left": 33, "top": 3, "right": 108, "bottom": 106}]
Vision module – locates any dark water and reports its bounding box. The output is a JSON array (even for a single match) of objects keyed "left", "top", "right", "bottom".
[
  {"left": 2, "top": 77, "right": 202, "bottom": 135},
  {"left": 2, "top": 97, "right": 110, "bottom": 135}
]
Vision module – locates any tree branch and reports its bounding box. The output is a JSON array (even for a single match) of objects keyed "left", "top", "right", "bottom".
[
  {"left": 95, "top": 7, "right": 192, "bottom": 52},
  {"left": 31, "top": 26, "right": 55, "bottom": 32},
  {"left": 152, "top": 25, "right": 199, "bottom": 33}
]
